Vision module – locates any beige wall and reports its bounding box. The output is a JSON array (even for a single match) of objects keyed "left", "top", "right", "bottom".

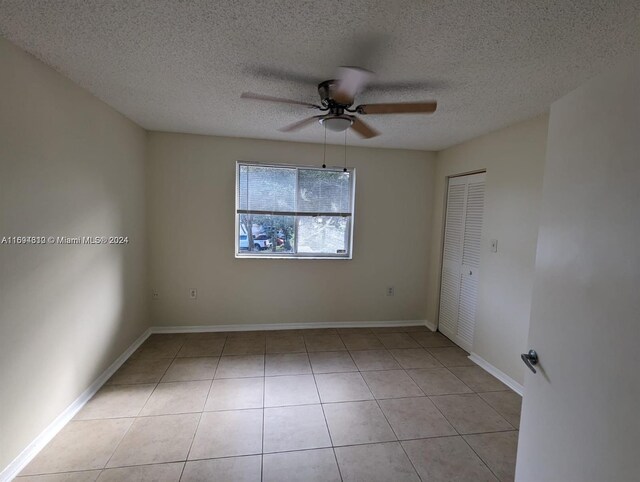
[
  {"left": 0, "top": 38, "right": 148, "bottom": 470},
  {"left": 146, "top": 132, "right": 436, "bottom": 326},
  {"left": 427, "top": 115, "right": 549, "bottom": 385}
]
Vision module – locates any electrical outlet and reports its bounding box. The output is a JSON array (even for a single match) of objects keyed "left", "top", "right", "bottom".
[
  {"left": 386, "top": 286, "right": 395, "bottom": 296},
  {"left": 152, "top": 289, "right": 159, "bottom": 300},
  {"left": 490, "top": 239, "right": 498, "bottom": 253},
  {"left": 189, "top": 288, "right": 197, "bottom": 300}
]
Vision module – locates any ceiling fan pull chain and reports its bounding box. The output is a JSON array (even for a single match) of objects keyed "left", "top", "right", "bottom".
[
  {"left": 322, "top": 123, "right": 327, "bottom": 168},
  {"left": 343, "top": 129, "right": 347, "bottom": 172}
]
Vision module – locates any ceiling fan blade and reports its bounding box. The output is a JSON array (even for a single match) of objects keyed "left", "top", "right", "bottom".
[
  {"left": 241, "top": 92, "right": 320, "bottom": 109},
  {"left": 351, "top": 117, "right": 380, "bottom": 139},
  {"left": 279, "top": 116, "right": 323, "bottom": 132},
  {"left": 334, "top": 67, "right": 374, "bottom": 104},
  {"left": 357, "top": 101, "right": 437, "bottom": 115}
]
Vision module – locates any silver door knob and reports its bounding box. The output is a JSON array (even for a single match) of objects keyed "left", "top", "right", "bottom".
[{"left": 521, "top": 349, "right": 539, "bottom": 374}]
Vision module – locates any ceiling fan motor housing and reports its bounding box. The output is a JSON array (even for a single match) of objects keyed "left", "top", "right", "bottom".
[
  {"left": 317, "top": 80, "right": 355, "bottom": 131},
  {"left": 318, "top": 80, "right": 352, "bottom": 108}
]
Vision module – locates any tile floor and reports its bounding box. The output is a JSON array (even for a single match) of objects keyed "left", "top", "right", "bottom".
[{"left": 17, "top": 327, "right": 521, "bottom": 481}]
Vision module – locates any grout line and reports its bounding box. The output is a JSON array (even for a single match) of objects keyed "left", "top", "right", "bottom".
[
  {"left": 180, "top": 411, "right": 203, "bottom": 480},
  {"left": 99, "top": 336, "right": 187, "bottom": 473},
  {"left": 179, "top": 333, "right": 230, "bottom": 482},
  {"left": 88, "top": 417, "right": 136, "bottom": 478},
  {"left": 459, "top": 433, "right": 503, "bottom": 480},
  {"left": 357, "top": 367, "right": 422, "bottom": 481},
  {"left": 309, "top": 345, "right": 344, "bottom": 481}
]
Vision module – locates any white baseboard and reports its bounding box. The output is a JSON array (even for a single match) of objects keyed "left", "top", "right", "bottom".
[
  {"left": 468, "top": 352, "right": 524, "bottom": 396},
  {"left": 152, "top": 319, "right": 431, "bottom": 334},
  {"left": 0, "top": 328, "right": 152, "bottom": 482},
  {"left": 424, "top": 319, "right": 437, "bottom": 332},
  {"left": 2, "top": 319, "right": 431, "bottom": 480}
]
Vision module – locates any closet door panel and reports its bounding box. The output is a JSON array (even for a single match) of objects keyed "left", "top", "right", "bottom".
[
  {"left": 458, "top": 175, "right": 485, "bottom": 350},
  {"left": 438, "top": 173, "right": 485, "bottom": 351},
  {"left": 438, "top": 178, "right": 466, "bottom": 340}
]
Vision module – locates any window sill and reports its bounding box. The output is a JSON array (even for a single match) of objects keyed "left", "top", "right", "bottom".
[{"left": 235, "top": 253, "right": 352, "bottom": 260}]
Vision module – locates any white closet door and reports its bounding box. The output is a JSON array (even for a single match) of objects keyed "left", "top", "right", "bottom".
[
  {"left": 438, "top": 173, "right": 485, "bottom": 352},
  {"left": 438, "top": 177, "right": 466, "bottom": 338}
]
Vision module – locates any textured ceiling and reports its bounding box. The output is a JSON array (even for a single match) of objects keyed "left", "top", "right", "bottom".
[{"left": 1, "top": 1, "right": 638, "bottom": 150}]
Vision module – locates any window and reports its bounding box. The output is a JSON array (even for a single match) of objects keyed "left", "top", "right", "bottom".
[{"left": 235, "top": 162, "right": 355, "bottom": 259}]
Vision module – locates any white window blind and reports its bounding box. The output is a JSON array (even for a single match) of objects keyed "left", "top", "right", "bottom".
[{"left": 236, "top": 162, "right": 355, "bottom": 258}]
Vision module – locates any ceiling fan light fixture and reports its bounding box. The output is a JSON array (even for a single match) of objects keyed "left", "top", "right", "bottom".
[{"left": 319, "top": 115, "right": 353, "bottom": 132}]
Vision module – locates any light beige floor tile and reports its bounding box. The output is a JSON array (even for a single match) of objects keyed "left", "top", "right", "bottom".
[
  {"left": 270, "top": 329, "right": 301, "bottom": 335},
  {"left": 205, "top": 377, "right": 264, "bottom": 411},
  {"left": 107, "top": 358, "right": 171, "bottom": 385},
  {"left": 348, "top": 350, "right": 401, "bottom": 371},
  {"left": 336, "top": 327, "right": 373, "bottom": 334},
  {"left": 161, "top": 357, "right": 218, "bottom": 382},
  {"left": 378, "top": 396, "right": 456, "bottom": 440},
  {"left": 16, "top": 471, "right": 101, "bottom": 481},
  {"left": 409, "top": 332, "right": 456, "bottom": 348},
  {"left": 263, "top": 404, "right": 331, "bottom": 453},
  {"left": 335, "top": 442, "right": 420, "bottom": 482},
  {"left": 265, "top": 353, "right": 311, "bottom": 376},
  {"left": 266, "top": 329, "right": 301, "bottom": 336},
  {"left": 189, "top": 409, "right": 263, "bottom": 459},
  {"left": 21, "top": 419, "right": 133, "bottom": 475},
  {"left": 430, "top": 394, "right": 513, "bottom": 434},
  {"left": 315, "top": 372, "right": 373, "bottom": 403},
  {"left": 478, "top": 391, "right": 522, "bottom": 429},
  {"left": 264, "top": 374, "right": 319, "bottom": 407},
  {"left": 464, "top": 431, "right": 519, "bottom": 482},
  {"left": 266, "top": 335, "right": 306, "bottom": 353},
  {"left": 177, "top": 334, "right": 225, "bottom": 357},
  {"left": 323, "top": 401, "right": 396, "bottom": 446},
  {"left": 369, "top": 326, "right": 407, "bottom": 334},
  {"left": 74, "top": 384, "right": 155, "bottom": 420},
  {"left": 215, "top": 355, "right": 264, "bottom": 378},
  {"left": 131, "top": 335, "right": 185, "bottom": 360},
  {"left": 376, "top": 333, "right": 420, "bottom": 349},
  {"left": 299, "top": 328, "right": 338, "bottom": 335},
  {"left": 402, "top": 436, "right": 497, "bottom": 481},
  {"left": 389, "top": 348, "right": 443, "bottom": 369},
  {"left": 406, "top": 368, "right": 473, "bottom": 395},
  {"left": 448, "top": 366, "right": 509, "bottom": 392},
  {"left": 427, "top": 347, "right": 475, "bottom": 367},
  {"left": 304, "top": 334, "right": 346, "bottom": 352},
  {"left": 222, "top": 336, "right": 265, "bottom": 355},
  {"left": 402, "top": 326, "right": 431, "bottom": 333},
  {"left": 96, "top": 462, "right": 183, "bottom": 481},
  {"left": 227, "top": 331, "right": 267, "bottom": 338},
  {"left": 339, "top": 334, "right": 384, "bottom": 350},
  {"left": 139, "top": 380, "right": 210, "bottom": 416},
  {"left": 308, "top": 351, "right": 357, "bottom": 373},
  {"left": 181, "top": 456, "right": 261, "bottom": 482},
  {"left": 107, "top": 413, "right": 199, "bottom": 467},
  {"left": 361, "top": 370, "right": 424, "bottom": 399},
  {"left": 262, "top": 448, "right": 340, "bottom": 482}
]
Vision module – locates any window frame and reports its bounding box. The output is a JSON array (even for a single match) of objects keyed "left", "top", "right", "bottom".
[{"left": 234, "top": 161, "right": 356, "bottom": 260}]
